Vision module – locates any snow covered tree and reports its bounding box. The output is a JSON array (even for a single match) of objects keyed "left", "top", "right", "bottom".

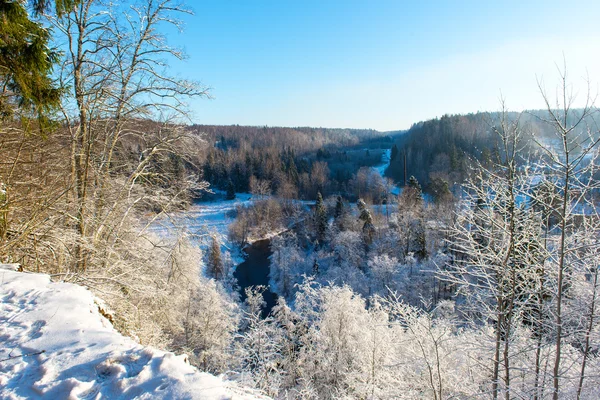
[
  {"left": 533, "top": 69, "right": 600, "bottom": 399},
  {"left": 412, "top": 218, "right": 428, "bottom": 259},
  {"left": 357, "top": 198, "right": 375, "bottom": 246},
  {"left": 47, "top": 0, "right": 210, "bottom": 272},
  {"left": 183, "top": 278, "right": 239, "bottom": 372},
  {"left": 237, "top": 287, "right": 286, "bottom": 396},
  {"left": 270, "top": 233, "right": 308, "bottom": 298},
  {"left": 294, "top": 282, "right": 387, "bottom": 398},
  {"left": 368, "top": 254, "right": 398, "bottom": 296},
  {"left": 399, "top": 175, "right": 423, "bottom": 211},
  {"left": 442, "top": 106, "right": 543, "bottom": 399},
  {"left": 331, "top": 231, "right": 365, "bottom": 271}
]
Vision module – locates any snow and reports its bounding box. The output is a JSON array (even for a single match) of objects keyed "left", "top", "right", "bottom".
[
  {"left": 0, "top": 265, "right": 266, "bottom": 400},
  {"left": 148, "top": 192, "right": 254, "bottom": 264},
  {"left": 149, "top": 192, "right": 253, "bottom": 239}
]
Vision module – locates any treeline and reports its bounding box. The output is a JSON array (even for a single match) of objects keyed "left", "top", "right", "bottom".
[{"left": 195, "top": 124, "right": 395, "bottom": 200}]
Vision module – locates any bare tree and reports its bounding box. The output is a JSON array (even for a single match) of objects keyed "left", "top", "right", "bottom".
[
  {"left": 48, "top": 0, "right": 210, "bottom": 272},
  {"left": 442, "top": 105, "right": 547, "bottom": 399},
  {"left": 533, "top": 64, "right": 599, "bottom": 399}
]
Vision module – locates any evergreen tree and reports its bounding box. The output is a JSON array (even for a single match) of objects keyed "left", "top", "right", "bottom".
[
  {"left": 0, "top": 0, "right": 61, "bottom": 122},
  {"left": 429, "top": 177, "right": 452, "bottom": 204},
  {"left": 225, "top": 178, "right": 236, "bottom": 200},
  {"left": 412, "top": 219, "right": 427, "bottom": 259},
  {"left": 312, "top": 258, "right": 320, "bottom": 275},
  {"left": 334, "top": 195, "right": 344, "bottom": 219},
  {"left": 314, "top": 192, "right": 328, "bottom": 244},
  {"left": 391, "top": 144, "right": 399, "bottom": 161},
  {"left": 357, "top": 198, "right": 375, "bottom": 245},
  {"left": 288, "top": 157, "right": 299, "bottom": 185},
  {"left": 207, "top": 236, "right": 224, "bottom": 280},
  {"left": 408, "top": 175, "right": 422, "bottom": 193},
  {"left": 31, "top": 0, "right": 81, "bottom": 16}
]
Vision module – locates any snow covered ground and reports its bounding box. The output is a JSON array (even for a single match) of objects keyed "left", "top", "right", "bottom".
[
  {"left": 0, "top": 264, "right": 265, "bottom": 400},
  {"left": 148, "top": 192, "right": 253, "bottom": 242},
  {"left": 147, "top": 192, "right": 254, "bottom": 264}
]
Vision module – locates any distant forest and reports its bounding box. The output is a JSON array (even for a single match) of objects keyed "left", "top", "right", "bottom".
[
  {"left": 193, "top": 125, "right": 396, "bottom": 200},
  {"left": 194, "top": 109, "right": 598, "bottom": 202},
  {"left": 386, "top": 109, "right": 596, "bottom": 194}
]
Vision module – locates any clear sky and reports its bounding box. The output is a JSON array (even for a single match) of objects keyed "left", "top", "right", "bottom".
[{"left": 168, "top": 0, "right": 600, "bottom": 131}]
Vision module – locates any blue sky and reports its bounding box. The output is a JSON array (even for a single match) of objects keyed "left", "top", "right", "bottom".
[{"left": 168, "top": 0, "right": 600, "bottom": 131}]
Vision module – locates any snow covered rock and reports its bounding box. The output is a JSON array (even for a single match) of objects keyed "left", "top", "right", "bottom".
[{"left": 0, "top": 267, "right": 265, "bottom": 399}]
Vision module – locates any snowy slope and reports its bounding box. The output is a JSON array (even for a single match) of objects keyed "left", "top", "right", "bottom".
[{"left": 0, "top": 265, "right": 265, "bottom": 400}]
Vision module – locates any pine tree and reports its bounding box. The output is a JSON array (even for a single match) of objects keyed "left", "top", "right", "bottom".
[
  {"left": 207, "top": 236, "right": 224, "bottom": 280},
  {"left": 314, "top": 192, "right": 328, "bottom": 244},
  {"left": 31, "top": 0, "right": 81, "bottom": 16},
  {"left": 429, "top": 177, "right": 452, "bottom": 204},
  {"left": 312, "top": 258, "right": 320, "bottom": 275},
  {"left": 333, "top": 195, "right": 346, "bottom": 231}
]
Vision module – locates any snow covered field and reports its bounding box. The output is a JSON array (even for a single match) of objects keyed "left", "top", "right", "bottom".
[{"left": 0, "top": 264, "right": 265, "bottom": 400}]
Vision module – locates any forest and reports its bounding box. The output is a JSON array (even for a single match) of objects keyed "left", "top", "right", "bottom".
[
  {"left": 197, "top": 124, "right": 396, "bottom": 201},
  {"left": 386, "top": 109, "right": 597, "bottom": 197},
  {"left": 1, "top": 0, "right": 600, "bottom": 399}
]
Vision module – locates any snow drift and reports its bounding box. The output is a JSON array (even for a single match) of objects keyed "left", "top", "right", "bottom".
[{"left": 0, "top": 264, "right": 264, "bottom": 400}]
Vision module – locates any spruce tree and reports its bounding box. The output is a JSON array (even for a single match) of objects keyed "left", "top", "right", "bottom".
[
  {"left": 312, "top": 258, "right": 319, "bottom": 275},
  {"left": 391, "top": 144, "right": 399, "bottom": 161},
  {"left": 413, "top": 219, "right": 427, "bottom": 259},
  {"left": 0, "top": 0, "right": 61, "bottom": 122},
  {"left": 288, "top": 157, "right": 299, "bottom": 185},
  {"left": 408, "top": 175, "right": 422, "bottom": 193},
  {"left": 225, "top": 178, "right": 236, "bottom": 200},
  {"left": 334, "top": 195, "right": 344, "bottom": 220},
  {"left": 31, "top": 0, "right": 81, "bottom": 16},
  {"left": 314, "top": 192, "right": 328, "bottom": 244},
  {"left": 357, "top": 198, "right": 375, "bottom": 245}
]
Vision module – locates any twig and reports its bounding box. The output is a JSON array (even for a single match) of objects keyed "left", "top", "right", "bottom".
[{"left": 0, "top": 349, "right": 46, "bottom": 362}]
